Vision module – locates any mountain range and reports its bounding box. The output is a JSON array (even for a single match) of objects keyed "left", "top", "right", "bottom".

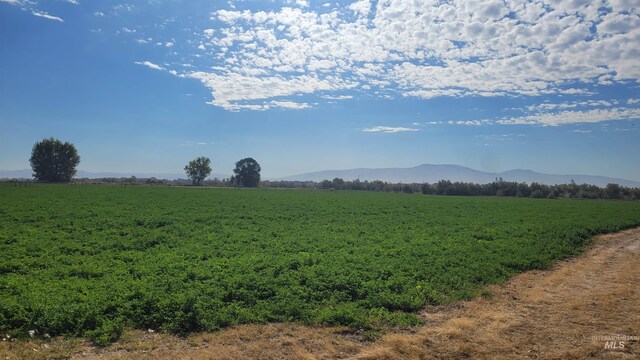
[{"left": 276, "top": 164, "right": 640, "bottom": 188}]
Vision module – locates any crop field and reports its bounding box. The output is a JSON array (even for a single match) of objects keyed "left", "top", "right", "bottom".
[{"left": 1, "top": 185, "right": 640, "bottom": 344}]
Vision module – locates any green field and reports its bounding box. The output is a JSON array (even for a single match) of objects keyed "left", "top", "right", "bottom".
[{"left": 2, "top": 185, "right": 640, "bottom": 344}]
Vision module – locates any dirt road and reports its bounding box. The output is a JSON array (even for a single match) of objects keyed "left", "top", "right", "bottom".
[{"left": 3, "top": 228, "right": 639, "bottom": 359}]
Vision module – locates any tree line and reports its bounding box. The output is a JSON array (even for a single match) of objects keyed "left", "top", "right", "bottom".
[
  {"left": 262, "top": 178, "right": 640, "bottom": 200},
  {"left": 27, "top": 138, "right": 261, "bottom": 187},
  {"left": 24, "top": 138, "right": 640, "bottom": 199}
]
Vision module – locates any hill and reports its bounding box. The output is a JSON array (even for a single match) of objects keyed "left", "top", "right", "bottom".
[{"left": 277, "top": 164, "right": 640, "bottom": 188}]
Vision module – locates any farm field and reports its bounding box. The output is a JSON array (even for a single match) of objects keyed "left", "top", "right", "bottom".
[{"left": 2, "top": 184, "right": 640, "bottom": 344}]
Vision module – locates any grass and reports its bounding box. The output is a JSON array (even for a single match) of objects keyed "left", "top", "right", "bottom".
[{"left": 1, "top": 184, "right": 640, "bottom": 343}]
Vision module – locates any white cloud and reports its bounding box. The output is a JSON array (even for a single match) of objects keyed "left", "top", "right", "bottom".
[
  {"left": 498, "top": 108, "right": 640, "bottom": 126},
  {"left": 452, "top": 120, "right": 492, "bottom": 126},
  {"left": 321, "top": 95, "right": 353, "bottom": 100},
  {"left": 119, "top": 0, "right": 639, "bottom": 114},
  {"left": 31, "top": 11, "right": 63, "bottom": 22},
  {"left": 188, "top": 71, "right": 356, "bottom": 111},
  {"left": 526, "top": 100, "right": 615, "bottom": 112},
  {"left": 66, "top": 0, "right": 79, "bottom": 4},
  {"left": 363, "top": 126, "right": 419, "bottom": 133},
  {"left": 93, "top": 11, "right": 104, "bottom": 17},
  {"left": 628, "top": 98, "right": 640, "bottom": 105},
  {"left": 134, "top": 61, "right": 165, "bottom": 71},
  {"left": 269, "top": 100, "right": 310, "bottom": 109},
  {"left": 348, "top": 0, "right": 371, "bottom": 17},
  {"left": 0, "top": 0, "right": 28, "bottom": 4},
  {"left": 113, "top": 4, "right": 133, "bottom": 13}
]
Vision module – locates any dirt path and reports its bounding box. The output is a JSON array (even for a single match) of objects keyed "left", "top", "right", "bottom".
[{"left": 3, "top": 228, "right": 639, "bottom": 359}]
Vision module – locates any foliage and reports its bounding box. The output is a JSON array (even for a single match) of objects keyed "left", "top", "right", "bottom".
[
  {"left": 29, "top": 138, "right": 81, "bottom": 182},
  {"left": 184, "top": 156, "right": 212, "bottom": 186},
  {"left": 232, "top": 157, "right": 261, "bottom": 187},
  {"left": 262, "top": 178, "right": 640, "bottom": 200},
  {"left": 1, "top": 185, "right": 640, "bottom": 344},
  {"left": 53, "top": 174, "right": 640, "bottom": 200}
]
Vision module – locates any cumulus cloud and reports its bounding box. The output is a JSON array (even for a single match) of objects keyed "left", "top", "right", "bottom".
[
  {"left": 170, "top": 1, "right": 637, "bottom": 112},
  {"left": 363, "top": 126, "right": 419, "bottom": 133},
  {"left": 188, "top": 71, "right": 356, "bottom": 111},
  {"left": 64, "top": 0, "right": 625, "bottom": 118}
]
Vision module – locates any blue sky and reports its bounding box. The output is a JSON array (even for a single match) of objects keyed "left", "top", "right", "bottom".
[{"left": 1, "top": 0, "right": 639, "bottom": 181}]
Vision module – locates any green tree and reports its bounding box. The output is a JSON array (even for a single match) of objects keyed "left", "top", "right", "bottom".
[
  {"left": 233, "top": 157, "right": 261, "bottom": 187},
  {"left": 184, "top": 156, "right": 212, "bottom": 186},
  {"left": 604, "top": 183, "right": 622, "bottom": 199},
  {"left": 30, "top": 137, "right": 81, "bottom": 182}
]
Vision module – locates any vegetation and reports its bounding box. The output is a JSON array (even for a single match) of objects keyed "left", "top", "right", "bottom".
[
  {"left": 184, "top": 156, "right": 212, "bottom": 186},
  {"left": 2, "top": 184, "right": 640, "bottom": 345},
  {"left": 262, "top": 178, "right": 640, "bottom": 200},
  {"left": 29, "top": 138, "right": 80, "bottom": 182},
  {"left": 232, "top": 157, "right": 261, "bottom": 187}
]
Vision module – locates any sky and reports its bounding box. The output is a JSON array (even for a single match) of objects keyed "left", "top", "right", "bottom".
[{"left": 1, "top": 0, "right": 639, "bottom": 181}]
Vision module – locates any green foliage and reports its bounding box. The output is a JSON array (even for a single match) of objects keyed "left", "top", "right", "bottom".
[
  {"left": 233, "top": 157, "right": 261, "bottom": 187},
  {"left": 1, "top": 185, "right": 640, "bottom": 341},
  {"left": 29, "top": 138, "right": 80, "bottom": 182},
  {"left": 86, "top": 318, "right": 124, "bottom": 346},
  {"left": 184, "top": 156, "right": 212, "bottom": 186}
]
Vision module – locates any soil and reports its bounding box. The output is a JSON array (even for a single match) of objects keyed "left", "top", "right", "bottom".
[{"left": 2, "top": 228, "right": 639, "bottom": 359}]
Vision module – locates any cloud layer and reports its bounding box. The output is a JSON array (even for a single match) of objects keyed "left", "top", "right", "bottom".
[
  {"left": 5, "top": 0, "right": 638, "bottom": 123},
  {"left": 174, "top": 0, "right": 640, "bottom": 111}
]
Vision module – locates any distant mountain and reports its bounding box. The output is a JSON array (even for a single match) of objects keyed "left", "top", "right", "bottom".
[
  {"left": 276, "top": 164, "right": 640, "bottom": 188},
  {"left": 0, "top": 169, "right": 32, "bottom": 179},
  {"left": 4, "top": 165, "right": 639, "bottom": 188},
  {"left": 0, "top": 169, "right": 230, "bottom": 181}
]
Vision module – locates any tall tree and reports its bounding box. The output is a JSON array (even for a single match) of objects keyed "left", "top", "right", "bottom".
[
  {"left": 30, "top": 138, "right": 81, "bottom": 182},
  {"left": 184, "top": 156, "right": 212, "bottom": 186},
  {"left": 233, "top": 157, "right": 261, "bottom": 187}
]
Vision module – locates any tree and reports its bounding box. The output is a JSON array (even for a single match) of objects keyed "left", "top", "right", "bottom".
[
  {"left": 184, "top": 156, "right": 211, "bottom": 186},
  {"left": 233, "top": 157, "right": 261, "bottom": 187},
  {"left": 30, "top": 137, "right": 81, "bottom": 182},
  {"left": 605, "top": 183, "right": 622, "bottom": 199}
]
